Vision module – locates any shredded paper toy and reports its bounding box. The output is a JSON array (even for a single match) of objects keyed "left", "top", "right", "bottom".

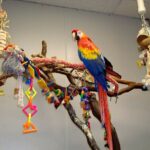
[{"left": 0, "top": 1, "right": 10, "bottom": 95}]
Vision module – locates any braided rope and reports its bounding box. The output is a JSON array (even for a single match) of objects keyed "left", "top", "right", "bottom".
[{"left": 32, "top": 57, "right": 85, "bottom": 69}]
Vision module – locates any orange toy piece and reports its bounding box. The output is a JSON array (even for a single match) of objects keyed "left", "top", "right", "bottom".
[
  {"left": 23, "top": 113, "right": 37, "bottom": 134},
  {"left": 64, "top": 95, "right": 70, "bottom": 104}
]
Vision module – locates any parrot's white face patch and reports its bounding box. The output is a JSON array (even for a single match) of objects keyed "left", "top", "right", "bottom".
[
  {"left": 72, "top": 32, "right": 76, "bottom": 40},
  {"left": 77, "top": 31, "right": 83, "bottom": 38}
]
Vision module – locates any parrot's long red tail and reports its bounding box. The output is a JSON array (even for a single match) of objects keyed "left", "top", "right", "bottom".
[{"left": 98, "top": 83, "right": 113, "bottom": 150}]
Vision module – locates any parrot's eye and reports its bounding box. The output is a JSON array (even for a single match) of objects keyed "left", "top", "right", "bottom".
[{"left": 77, "top": 31, "right": 83, "bottom": 38}]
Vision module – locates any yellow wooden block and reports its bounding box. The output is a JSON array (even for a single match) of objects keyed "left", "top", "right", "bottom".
[
  {"left": 0, "top": 89, "right": 4, "bottom": 96},
  {"left": 25, "top": 87, "right": 37, "bottom": 99},
  {"left": 136, "top": 60, "right": 143, "bottom": 68},
  {"left": 37, "top": 78, "right": 48, "bottom": 89},
  {"left": 28, "top": 65, "right": 35, "bottom": 78},
  {"left": 27, "top": 113, "right": 32, "bottom": 123}
]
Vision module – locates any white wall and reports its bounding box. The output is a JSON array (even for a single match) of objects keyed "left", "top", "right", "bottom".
[{"left": 0, "top": 0, "right": 150, "bottom": 150}]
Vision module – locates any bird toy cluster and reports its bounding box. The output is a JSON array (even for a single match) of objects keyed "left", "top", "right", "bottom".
[
  {"left": 0, "top": 43, "right": 79, "bottom": 134},
  {"left": 136, "top": 0, "right": 150, "bottom": 89},
  {"left": 0, "top": 5, "right": 10, "bottom": 52},
  {"left": 0, "top": 3, "right": 10, "bottom": 95},
  {"left": 80, "top": 87, "right": 91, "bottom": 128},
  {"left": 45, "top": 82, "right": 74, "bottom": 108},
  {"left": 38, "top": 79, "right": 61, "bottom": 108},
  {"left": 0, "top": 44, "right": 47, "bottom": 134},
  {"left": 0, "top": 45, "right": 38, "bottom": 134}
]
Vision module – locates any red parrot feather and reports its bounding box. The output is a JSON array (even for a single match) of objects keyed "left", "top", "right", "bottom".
[{"left": 98, "top": 84, "right": 113, "bottom": 150}]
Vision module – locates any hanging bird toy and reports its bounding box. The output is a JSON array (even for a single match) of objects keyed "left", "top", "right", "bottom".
[
  {"left": 0, "top": 2, "right": 10, "bottom": 95},
  {"left": 136, "top": 0, "right": 150, "bottom": 89},
  {"left": 80, "top": 87, "right": 91, "bottom": 128}
]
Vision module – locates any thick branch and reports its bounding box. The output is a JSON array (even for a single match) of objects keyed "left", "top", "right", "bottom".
[
  {"left": 31, "top": 57, "right": 146, "bottom": 97},
  {"left": 31, "top": 40, "right": 47, "bottom": 58},
  {"left": 108, "top": 81, "right": 144, "bottom": 97},
  {"left": 64, "top": 103, "right": 100, "bottom": 150},
  {"left": 0, "top": 74, "right": 13, "bottom": 86}
]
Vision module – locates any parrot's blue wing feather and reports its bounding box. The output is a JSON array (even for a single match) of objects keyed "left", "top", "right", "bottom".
[{"left": 78, "top": 50, "right": 107, "bottom": 91}]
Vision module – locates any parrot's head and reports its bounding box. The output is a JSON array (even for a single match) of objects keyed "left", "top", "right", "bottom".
[{"left": 72, "top": 29, "right": 87, "bottom": 41}]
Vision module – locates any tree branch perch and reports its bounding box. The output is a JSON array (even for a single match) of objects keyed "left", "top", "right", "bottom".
[{"left": 0, "top": 41, "right": 147, "bottom": 150}]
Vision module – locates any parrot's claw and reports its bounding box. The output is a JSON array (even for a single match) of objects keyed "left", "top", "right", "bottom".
[{"left": 115, "top": 95, "right": 118, "bottom": 103}]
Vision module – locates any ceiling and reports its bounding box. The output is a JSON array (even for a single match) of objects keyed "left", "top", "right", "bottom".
[{"left": 17, "top": 0, "right": 150, "bottom": 18}]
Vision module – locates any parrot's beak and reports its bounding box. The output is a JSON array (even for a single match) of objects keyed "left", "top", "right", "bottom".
[{"left": 72, "top": 32, "right": 80, "bottom": 41}]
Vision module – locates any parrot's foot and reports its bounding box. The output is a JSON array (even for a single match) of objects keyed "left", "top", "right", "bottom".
[
  {"left": 115, "top": 94, "right": 119, "bottom": 103},
  {"left": 106, "top": 75, "right": 119, "bottom": 94}
]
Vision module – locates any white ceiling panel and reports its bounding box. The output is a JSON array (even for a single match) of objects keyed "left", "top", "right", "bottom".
[
  {"left": 115, "top": 0, "right": 139, "bottom": 18},
  {"left": 115, "top": 0, "right": 150, "bottom": 18},
  {"left": 14, "top": 0, "right": 150, "bottom": 18}
]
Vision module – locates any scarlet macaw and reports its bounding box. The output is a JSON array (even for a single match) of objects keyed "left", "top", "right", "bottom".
[{"left": 72, "top": 29, "right": 120, "bottom": 150}]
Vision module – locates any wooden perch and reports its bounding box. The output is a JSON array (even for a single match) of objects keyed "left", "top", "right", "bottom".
[
  {"left": 65, "top": 103, "right": 100, "bottom": 150},
  {"left": 31, "top": 57, "right": 145, "bottom": 97},
  {"left": 0, "top": 41, "right": 147, "bottom": 150},
  {"left": 0, "top": 74, "right": 13, "bottom": 86}
]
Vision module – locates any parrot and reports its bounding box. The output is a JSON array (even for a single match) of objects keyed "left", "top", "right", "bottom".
[{"left": 72, "top": 29, "right": 120, "bottom": 150}]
